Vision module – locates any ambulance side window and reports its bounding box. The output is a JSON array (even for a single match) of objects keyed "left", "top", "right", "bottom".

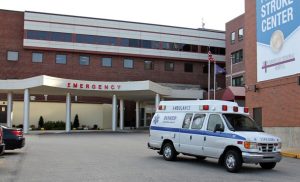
[
  {"left": 182, "top": 113, "right": 193, "bottom": 129},
  {"left": 207, "top": 114, "right": 224, "bottom": 131},
  {"left": 191, "top": 114, "right": 206, "bottom": 130}
]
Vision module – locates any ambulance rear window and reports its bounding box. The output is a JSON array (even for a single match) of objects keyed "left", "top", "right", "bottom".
[{"left": 182, "top": 113, "right": 193, "bottom": 129}]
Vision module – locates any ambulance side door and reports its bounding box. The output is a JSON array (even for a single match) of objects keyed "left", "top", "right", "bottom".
[
  {"left": 188, "top": 113, "right": 206, "bottom": 156},
  {"left": 203, "top": 114, "right": 227, "bottom": 158},
  {"left": 178, "top": 113, "right": 193, "bottom": 153}
]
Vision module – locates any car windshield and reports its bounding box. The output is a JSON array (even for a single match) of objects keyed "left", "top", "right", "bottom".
[{"left": 223, "top": 114, "right": 262, "bottom": 132}]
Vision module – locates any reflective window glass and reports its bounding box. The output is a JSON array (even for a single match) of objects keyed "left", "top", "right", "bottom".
[
  {"left": 124, "top": 59, "right": 134, "bottom": 69},
  {"left": 32, "top": 53, "right": 43, "bottom": 63},
  {"left": 56, "top": 54, "right": 67, "bottom": 64},
  {"left": 79, "top": 56, "right": 90, "bottom": 65},
  {"left": 102, "top": 57, "right": 112, "bottom": 67}
]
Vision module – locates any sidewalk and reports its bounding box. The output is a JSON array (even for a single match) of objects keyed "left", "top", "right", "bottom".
[
  {"left": 281, "top": 148, "right": 300, "bottom": 159},
  {"left": 26, "top": 128, "right": 149, "bottom": 135}
]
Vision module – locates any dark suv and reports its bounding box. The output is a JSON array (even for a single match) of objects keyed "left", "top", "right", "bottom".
[{"left": 0, "top": 127, "right": 5, "bottom": 155}]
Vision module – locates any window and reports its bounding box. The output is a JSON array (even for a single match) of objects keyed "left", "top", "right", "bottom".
[
  {"left": 144, "top": 60, "right": 154, "bottom": 70},
  {"left": 231, "top": 50, "right": 243, "bottom": 64},
  {"left": 99, "top": 36, "right": 117, "bottom": 45},
  {"left": 56, "top": 54, "right": 67, "bottom": 64},
  {"left": 124, "top": 59, "right": 134, "bottom": 69},
  {"left": 191, "top": 114, "right": 206, "bottom": 129},
  {"left": 231, "top": 32, "right": 235, "bottom": 44},
  {"left": 165, "top": 62, "right": 174, "bottom": 71},
  {"left": 79, "top": 56, "right": 90, "bottom": 65},
  {"left": 232, "top": 76, "right": 244, "bottom": 86},
  {"left": 32, "top": 53, "right": 43, "bottom": 63},
  {"left": 207, "top": 114, "right": 224, "bottom": 131},
  {"left": 238, "top": 28, "right": 244, "bottom": 41},
  {"left": 27, "top": 30, "right": 49, "bottom": 40},
  {"left": 184, "top": 63, "right": 193, "bottom": 72},
  {"left": 7, "top": 51, "right": 19, "bottom": 61},
  {"left": 182, "top": 113, "right": 193, "bottom": 129},
  {"left": 102, "top": 58, "right": 112, "bottom": 67},
  {"left": 51, "top": 32, "right": 72, "bottom": 42},
  {"left": 120, "top": 38, "right": 140, "bottom": 47}
]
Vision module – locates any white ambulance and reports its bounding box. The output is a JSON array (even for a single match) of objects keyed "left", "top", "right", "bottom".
[{"left": 148, "top": 100, "right": 282, "bottom": 173}]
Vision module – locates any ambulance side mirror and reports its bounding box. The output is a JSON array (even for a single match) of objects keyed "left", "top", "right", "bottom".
[{"left": 214, "top": 124, "right": 224, "bottom": 132}]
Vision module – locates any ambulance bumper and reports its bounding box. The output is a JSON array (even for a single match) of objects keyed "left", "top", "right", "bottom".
[{"left": 242, "top": 152, "right": 281, "bottom": 163}]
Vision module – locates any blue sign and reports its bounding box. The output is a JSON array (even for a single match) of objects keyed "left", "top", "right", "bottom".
[
  {"left": 257, "top": 0, "right": 299, "bottom": 45},
  {"left": 256, "top": 0, "right": 300, "bottom": 82}
]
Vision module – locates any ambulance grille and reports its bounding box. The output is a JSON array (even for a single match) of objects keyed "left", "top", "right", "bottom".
[{"left": 259, "top": 143, "right": 274, "bottom": 152}]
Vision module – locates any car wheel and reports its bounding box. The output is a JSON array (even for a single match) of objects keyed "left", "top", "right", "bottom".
[
  {"left": 259, "top": 162, "right": 276, "bottom": 169},
  {"left": 196, "top": 156, "right": 206, "bottom": 161},
  {"left": 162, "top": 143, "right": 177, "bottom": 161},
  {"left": 224, "top": 150, "right": 242, "bottom": 173}
]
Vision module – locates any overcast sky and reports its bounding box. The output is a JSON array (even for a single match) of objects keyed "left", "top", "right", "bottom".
[{"left": 1, "top": 0, "right": 244, "bottom": 30}]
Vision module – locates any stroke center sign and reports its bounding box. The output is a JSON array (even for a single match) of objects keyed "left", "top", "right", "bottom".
[{"left": 256, "top": 0, "right": 300, "bottom": 82}]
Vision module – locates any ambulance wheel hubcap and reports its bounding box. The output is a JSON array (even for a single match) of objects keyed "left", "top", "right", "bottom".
[
  {"left": 226, "top": 155, "right": 236, "bottom": 169},
  {"left": 164, "top": 146, "right": 172, "bottom": 158}
]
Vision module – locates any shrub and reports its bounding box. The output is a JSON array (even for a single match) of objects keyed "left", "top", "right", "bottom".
[
  {"left": 93, "top": 124, "right": 98, "bottom": 130},
  {"left": 38, "top": 116, "right": 44, "bottom": 129},
  {"left": 73, "top": 114, "right": 80, "bottom": 129},
  {"left": 30, "top": 125, "right": 36, "bottom": 130},
  {"left": 43, "top": 121, "right": 65, "bottom": 130}
]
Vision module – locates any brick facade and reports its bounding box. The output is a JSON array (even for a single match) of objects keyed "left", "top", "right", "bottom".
[
  {"left": 0, "top": 10, "right": 225, "bottom": 91},
  {"left": 245, "top": 1, "right": 300, "bottom": 127},
  {"left": 225, "top": 14, "right": 245, "bottom": 87}
]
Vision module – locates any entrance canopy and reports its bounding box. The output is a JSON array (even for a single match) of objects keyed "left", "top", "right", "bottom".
[{"left": 0, "top": 75, "right": 203, "bottom": 100}]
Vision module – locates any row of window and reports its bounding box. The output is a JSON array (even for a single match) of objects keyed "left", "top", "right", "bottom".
[
  {"left": 231, "top": 49, "right": 243, "bottom": 64},
  {"left": 182, "top": 113, "right": 224, "bottom": 132},
  {"left": 230, "top": 28, "right": 244, "bottom": 44},
  {"left": 26, "top": 30, "right": 226, "bottom": 55},
  {"left": 6, "top": 51, "right": 196, "bottom": 72}
]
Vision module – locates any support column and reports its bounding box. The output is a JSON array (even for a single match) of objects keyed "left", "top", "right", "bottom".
[
  {"left": 112, "top": 95, "right": 117, "bottom": 131},
  {"left": 119, "top": 99, "right": 124, "bottom": 130},
  {"left": 65, "top": 92, "right": 71, "bottom": 132},
  {"left": 23, "top": 89, "right": 30, "bottom": 134},
  {"left": 155, "top": 94, "right": 160, "bottom": 110},
  {"left": 136, "top": 101, "right": 140, "bottom": 129},
  {"left": 7, "top": 92, "right": 13, "bottom": 127}
]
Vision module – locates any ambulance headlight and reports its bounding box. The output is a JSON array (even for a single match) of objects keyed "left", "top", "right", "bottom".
[
  {"left": 244, "top": 141, "right": 257, "bottom": 149},
  {"left": 274, "top": 142, "right": 282, "bottom": 149}
]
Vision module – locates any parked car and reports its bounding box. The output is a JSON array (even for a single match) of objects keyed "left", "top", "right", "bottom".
[
  {"left": 1, "top": 126, "right": 25, "bottom": 150},
  {"left": 0, "top": 127, "right": 5, "bottom": 155}
]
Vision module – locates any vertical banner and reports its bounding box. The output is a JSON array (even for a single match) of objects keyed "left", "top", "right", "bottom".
[{"left": 256, "top": 0, "right": 300, "bottom": 82}]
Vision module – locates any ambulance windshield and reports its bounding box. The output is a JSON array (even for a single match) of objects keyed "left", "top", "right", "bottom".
[{"left": 223, "top": 114, "right": 262, "bottom": 132}]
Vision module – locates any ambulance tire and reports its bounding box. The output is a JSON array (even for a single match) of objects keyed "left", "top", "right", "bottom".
[
  {"left": 224, "top": 150, "right": 242, "bottom": 173},
  {"left": 259, "top": 162, "right": 276, "bottom": 169},
  {"left": 162, "top": 143, "right": 177, "bottom": 161}
]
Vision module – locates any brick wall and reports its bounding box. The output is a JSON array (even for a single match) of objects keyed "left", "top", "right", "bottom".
[
  {"left": 245, "top": 0, "right": 300, "bottom": 127},
  {"left": 0, "top": 10, "right": 225, "bottom": 90},
  {"left": 225, "top": 14, "right": 245, "bottom": 87}
]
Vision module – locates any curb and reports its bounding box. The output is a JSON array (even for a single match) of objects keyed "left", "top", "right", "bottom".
[{"left": 281, "top": 151, "right": 300, "bottom": 159}]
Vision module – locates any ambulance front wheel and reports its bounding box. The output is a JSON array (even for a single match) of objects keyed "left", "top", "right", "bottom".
[
  {"left": 224, "top": 150, "right": 242, "bottom": 173},
  {"left": 259, "top": 162, "right": 276, "bottom": 169},
  {"left": 162, "top": 143, "right": 177, "bottom": 161}
]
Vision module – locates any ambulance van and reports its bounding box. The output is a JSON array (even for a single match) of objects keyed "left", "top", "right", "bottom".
[{"left": 148, "top": 100, "right": 282, "bottom": 172}]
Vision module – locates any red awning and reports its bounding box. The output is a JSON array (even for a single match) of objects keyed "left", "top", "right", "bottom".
[{"left": 222, "top": 86, "right": 245, "bottom": 101}]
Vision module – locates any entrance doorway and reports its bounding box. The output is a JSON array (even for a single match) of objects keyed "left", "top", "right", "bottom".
[{"left": 0, "top": 105, "right": 7, "bottom": 124}]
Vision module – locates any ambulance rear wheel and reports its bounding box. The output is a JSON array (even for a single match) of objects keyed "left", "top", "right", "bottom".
[{"left": 162, "top": 143, "right": 177, "bottom": 161}]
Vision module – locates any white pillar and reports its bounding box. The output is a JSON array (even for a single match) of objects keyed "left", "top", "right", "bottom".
[
  {"left": 23, "top": 89, "right": 30, "bottom": 134},
  {"left": 119, "top": 99, "right": 124, "bottom": 130},
  {"left": 136, "top": 101, "right": 140, "bottom": 129},
  {"left": 112, "top": 95, "right": 117, "bottom": 131},
  {"left": 155, "top": 94, "right": 160, "bottom": 110},
  {"left": 65, "top": 93, "right": 71, "bottom": 132},
  {"left": 7, "top": 92, "right": 13, "bottom": 128}
]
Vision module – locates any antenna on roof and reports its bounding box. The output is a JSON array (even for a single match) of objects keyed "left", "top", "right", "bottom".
[{"left": 202, "top": 18, "right": 205, "bottom": 29}]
